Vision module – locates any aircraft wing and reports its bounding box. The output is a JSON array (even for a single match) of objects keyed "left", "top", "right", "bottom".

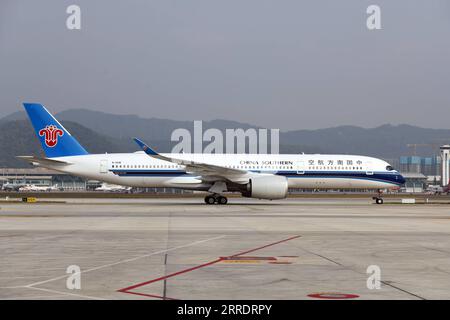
[
  {"left": 133, "top": 138, "right": 249, "bottom": 182},
  {"left": 16, "top": 156, "right": 72, "bottom": 167}
]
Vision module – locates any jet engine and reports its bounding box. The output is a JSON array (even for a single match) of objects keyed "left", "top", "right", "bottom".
[{"left": 242, "top": 175, "right": 288, "bottom": 200}]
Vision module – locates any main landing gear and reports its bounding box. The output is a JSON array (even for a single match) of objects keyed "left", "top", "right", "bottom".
[
  {"left": 372, "top": 189, "right": 384, "bottom": 204},
  {"left": 204, "top": 194, "right": 228, "bottom": 205}
]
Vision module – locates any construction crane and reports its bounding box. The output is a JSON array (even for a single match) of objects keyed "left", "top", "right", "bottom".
[
  {"left": 407, "top": 140, "right": 450, "bottom": 156},
  {"left": 406, "top": 144, "right": 436, "bottom": 156}
]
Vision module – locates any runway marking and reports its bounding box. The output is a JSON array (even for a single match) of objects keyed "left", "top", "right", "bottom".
[
  {"left": 118, "top": 235, "right": 301, "bottom": 299},
  {"left": 24, "top": 235, "right": 225, "bottom": 288},
  {"left": 295, "top": 238, "right": 426, "bottom": 299},
  {"left": 380, "top": 281, "right": 425, "bottom": 300},
  {"left": 119, "top": 258, "right": 223, "bottom": 294},
  {"left": 27, "top": 286, "right": 105, "bottom": 300},
  {"left": 0, "top": 275, "right": 57, "bottom": 280},
  {"left": 308, "top": 292, "right": 359, "bottom": 299},
  {"left": 0, "top": 235, "right": 226, "bottom": 299},
  {"left": 163, "top": 253, "right": 168, "bottom": 299},
  {"left": 230, "top": 235, "right": 301, "bottom": 257},
  {"left": 117, "top": 290, "right": 174, "bottom": 300},
  {"left": 4, "top": 294, "right": 66, "bottom": 300}
]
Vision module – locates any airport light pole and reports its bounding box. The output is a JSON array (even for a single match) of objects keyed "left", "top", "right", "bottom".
[{"left": 440, "top": 145, "right": 450, "bottom": 187}]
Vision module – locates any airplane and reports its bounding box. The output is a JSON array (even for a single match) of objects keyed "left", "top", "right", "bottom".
[
  {"left": 17, "top": 103, "right": 405, "bottom": 205},
  {"left": 18, "top": 184, "right": 58, "bottom": 192},
  {"left": 443, "top": 181, "right": 450, "bottom": 195},
  {"left": 431, "top": 180, "right": 450, "bottom": 195},
  {"left": 2, "top": 183, "right": 27, "bottom": 191},
  {"left": 95, "top": 183, "right": 132, "bottom": 192}
]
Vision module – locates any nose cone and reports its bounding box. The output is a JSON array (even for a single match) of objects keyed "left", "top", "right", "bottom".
[{"left": 397, "top": 173, "right": 406, "bottom": 185}]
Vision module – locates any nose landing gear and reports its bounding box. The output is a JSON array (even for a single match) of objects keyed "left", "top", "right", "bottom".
[
  {"left": 205, "top": 194, "right": 228, "bottom": 205},
  {"left": 373, "top": 197, "right": 384, "bottom": 204},
  {"left": 372, "top": 189, "right": 384, "bottom": 204}
]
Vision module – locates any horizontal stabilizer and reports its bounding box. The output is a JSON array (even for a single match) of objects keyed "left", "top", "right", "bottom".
[{"left": 16, "top": 156, "right": 72, "bottom": 166}]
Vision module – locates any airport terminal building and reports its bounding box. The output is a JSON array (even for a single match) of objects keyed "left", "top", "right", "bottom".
[
  {"left": 0, "top": 167, "right": 88, "bottom": 190},
  {"left": 0, "top": 167, "right": 186, "bottom": 193}
]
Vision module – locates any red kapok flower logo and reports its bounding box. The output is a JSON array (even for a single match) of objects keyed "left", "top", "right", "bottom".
[{"left": 39, "top": 125, "right": 64, "bottom": 147}]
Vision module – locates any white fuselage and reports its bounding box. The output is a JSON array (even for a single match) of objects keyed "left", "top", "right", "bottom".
[{"left": 44, "top": 152, "right": 404, "bottom": 191}]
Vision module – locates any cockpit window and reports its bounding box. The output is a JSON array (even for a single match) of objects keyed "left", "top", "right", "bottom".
[{"left": 386, "top": 165, "right": 394, "bottom": 171}]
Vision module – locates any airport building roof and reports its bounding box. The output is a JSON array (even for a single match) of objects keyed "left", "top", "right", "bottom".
[
  {"left": 0, "top": 168, "right": 61, "bottom": 175},
  {"left": 400, "top": 172, "right": 427, "bottom": 179},
  {"left": 2, "top": 175, "right": 53, "bottom": 180}
]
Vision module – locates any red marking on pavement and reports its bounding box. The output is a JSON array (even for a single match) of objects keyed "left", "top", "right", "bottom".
[
  {"left": 118, "top": 290, "right": 177, "bottom": 300},
  {"left": 118, "top": 235, "right": 301, "bottom": 299},
  {"left": 230, "top": 235, "right": 302, "bottom": 257},
  {"left": 220, "top": 256, "right": 277, "bottom": 261},
  {"left": 308, "top": 293, "right": 360, "bottom": 299},
  {"left": 118, "top": 258, "right": 223, "bottom": 292}
]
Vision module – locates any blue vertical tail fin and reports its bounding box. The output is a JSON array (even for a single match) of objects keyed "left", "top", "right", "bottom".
[{"left": 23, "top": 103, "right": 89, "bottom": 158}]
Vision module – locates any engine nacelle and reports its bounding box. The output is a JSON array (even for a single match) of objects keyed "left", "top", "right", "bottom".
[{"left": 243, "top": 175, "right": 288, "bottom": 200}]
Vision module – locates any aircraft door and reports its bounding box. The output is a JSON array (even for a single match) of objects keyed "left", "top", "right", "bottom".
[
  {"left": 100, "top": 159, "right": 108, "bottom": 174},
  {"left": 296, "top": 160, "right": 305, "bottom": 174},
  {"left": 365, "top": 161, "right": 374, "bottom": 175}
]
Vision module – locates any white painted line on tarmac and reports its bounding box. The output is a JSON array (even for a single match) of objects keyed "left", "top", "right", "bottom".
[
  {"left": 27, "top": 286, "right": 105, "bottom": 300},
  {"left": 24, "top": 235, "right": 226, "bottom": 288}
]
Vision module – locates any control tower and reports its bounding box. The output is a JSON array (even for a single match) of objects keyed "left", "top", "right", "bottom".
[{"left": 440, "top": 145, "right": 450, "bottom": 187}]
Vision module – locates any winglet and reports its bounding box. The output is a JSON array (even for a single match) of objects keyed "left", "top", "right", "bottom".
[{"left": 133, "top": 138, "right": 159, "bottom": 156}]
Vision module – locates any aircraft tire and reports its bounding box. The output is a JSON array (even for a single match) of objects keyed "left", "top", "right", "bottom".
[
  {"left": 205, "top": 195, "right": 216, "bottom": 205},
  {"left": 217, "top": 196, "right": 228, "bottom": 205}
]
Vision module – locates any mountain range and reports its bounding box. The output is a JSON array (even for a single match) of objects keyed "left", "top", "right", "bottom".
[{"left": 1, "top": 109, "right": 449, "bottom": 168}]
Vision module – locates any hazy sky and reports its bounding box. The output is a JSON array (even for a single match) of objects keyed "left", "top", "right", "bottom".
[{"left": 1, "top": 0, "right": 449, "bottom": 130}]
